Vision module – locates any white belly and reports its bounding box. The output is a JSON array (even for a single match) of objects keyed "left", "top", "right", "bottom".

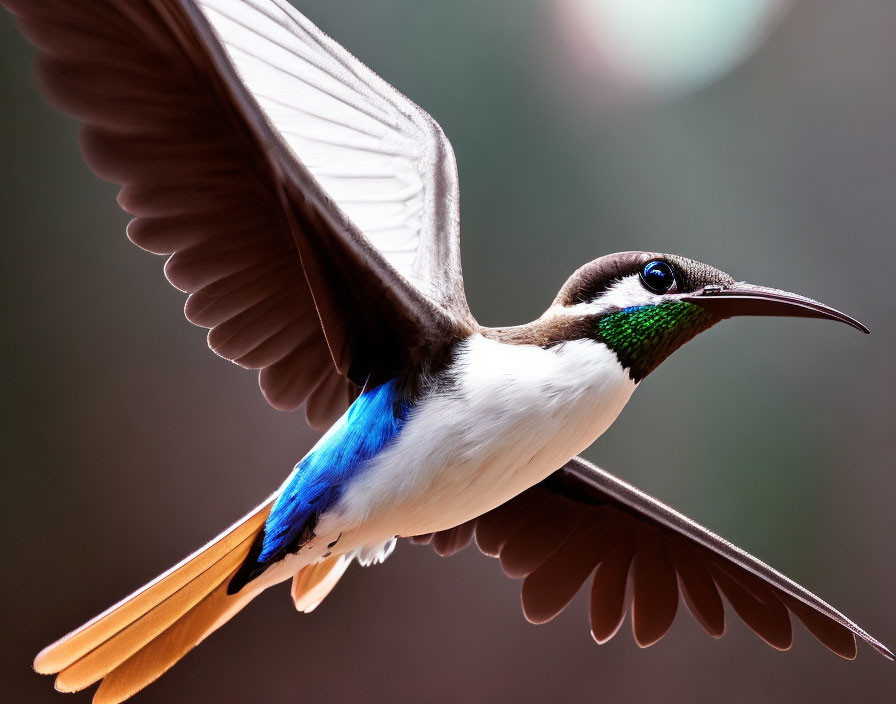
[{"left": 320, "top": 334, "right": 636, "bottom": 550}]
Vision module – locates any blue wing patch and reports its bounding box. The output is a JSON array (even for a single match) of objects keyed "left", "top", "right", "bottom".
[{"left": 228, "top": 379, "right": 409, "bottom": 593}]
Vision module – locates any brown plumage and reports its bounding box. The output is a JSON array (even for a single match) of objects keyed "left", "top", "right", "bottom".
[
  {"left": 34, "top": 499, "right": 274, "bottom": 698},
  {"left": 4, "top": 2, "right": 890, "bottom": 703},
  {"left": 415, "top": 456, "right": 891, "bottom": 661},
  {"left": 37, "top": 503, "right": 355, "bottom": 704},
  {"left": 4, "top": 0, "right": 474, "bottom": 429},
  {"left": 92, "top": 580, "right": 254, "bottom": 704}
]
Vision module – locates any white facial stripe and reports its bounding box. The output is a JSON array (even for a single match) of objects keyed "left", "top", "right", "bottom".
[{"left": 545, "top": 274, "right": 673, "bottom": 320}]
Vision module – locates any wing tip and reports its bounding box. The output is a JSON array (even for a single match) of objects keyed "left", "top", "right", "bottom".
[
  {"left": 33, "top": 644, "right": 62, "bottom": 676},
  {"left": 871, "top": 640, "right": 895, "bottom": 661}
]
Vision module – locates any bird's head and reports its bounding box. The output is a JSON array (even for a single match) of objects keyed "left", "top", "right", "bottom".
[{"left": 544, "top": 251, "right": 867, "bottom": 382}]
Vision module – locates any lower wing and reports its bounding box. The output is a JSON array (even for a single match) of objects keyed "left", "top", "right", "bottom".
[{"left": 411, "top": 455, "right": 893, "bottom": 660}]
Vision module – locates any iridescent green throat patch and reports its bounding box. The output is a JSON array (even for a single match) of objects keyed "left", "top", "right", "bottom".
[{"left": 596, "top": 301, "right": 718, "bottom": 382}]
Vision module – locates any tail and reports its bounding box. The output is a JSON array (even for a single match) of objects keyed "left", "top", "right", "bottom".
[{"left": 34, "top": 498, "right": 275, "bottom": 704}]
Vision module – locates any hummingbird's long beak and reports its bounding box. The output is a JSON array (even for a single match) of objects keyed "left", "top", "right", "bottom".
[{"left": 681, "top": 284, "right": 869, "bottom": 334}]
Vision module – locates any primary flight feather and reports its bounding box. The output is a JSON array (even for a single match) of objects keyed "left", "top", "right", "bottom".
[{"left": 2, "top": 1, "right": 891, "bottom": 702}]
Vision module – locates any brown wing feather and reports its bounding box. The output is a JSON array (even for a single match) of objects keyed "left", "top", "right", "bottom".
[
  {"left": 630, "top": 534, "right": 679, "bottom": 647},
  {"left": 4, "top": 0, "right": 471, "bottom": 430},
  {"left": 305, "top": 366, "right": 360, "bottom": 430},
  {"left": 708, "top": 560, "right": 792, "bottom": 650},
  {"left": 413, "top": 456, "right": 893, "bottom": 661},
  {"left": 432, "top": 520, "right": 477, "bottom": 557},
  {"left": 590, "top": 541, "right": 634, "bottom": 644},
  {"left": 668, "top": 537, "right": 725, "bottom": 637},
  {"left": 498, "top": 502, "right": 585, "bottom": 578},
  {"left": 521, "top": 512, "right": 610, "bottom": 625}
]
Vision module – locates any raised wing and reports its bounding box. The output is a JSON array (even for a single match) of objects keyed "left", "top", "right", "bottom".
[
  {"left": 195, "top": 0, "right": 467, "bottom": 313},
  {"left": 412, "top": 456, "right": 893, "bottom": 660},
  {"left": 3, "top": 0, "right": 474, "bottom": 429}
]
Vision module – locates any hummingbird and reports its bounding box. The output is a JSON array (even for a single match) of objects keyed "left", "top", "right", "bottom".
[{"left": 4, "top": 1, "right": 891, "bottom": 702}]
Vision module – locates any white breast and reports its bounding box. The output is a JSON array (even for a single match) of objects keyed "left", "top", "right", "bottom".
[{"left": 323, "top": 334, "right": 637, "bottom": 549}]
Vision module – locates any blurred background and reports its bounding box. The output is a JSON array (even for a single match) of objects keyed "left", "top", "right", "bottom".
[{"left": 1, "top": 0, "right": 894, "bottom": 702}]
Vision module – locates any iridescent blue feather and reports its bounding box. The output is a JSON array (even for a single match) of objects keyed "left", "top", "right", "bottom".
[{"left": 257, "top": 379, "right": 409, "bottom": 566}]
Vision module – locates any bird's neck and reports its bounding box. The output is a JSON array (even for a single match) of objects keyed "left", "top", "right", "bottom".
[
  {"left": 445, "top": 333, "right": 638, "bottom": 442},
  {"left": 595, "top": 301, "right": 720, "bottom": 381},
  {"left": 481, "top": 300, "right": 719, "bottom": 383}
]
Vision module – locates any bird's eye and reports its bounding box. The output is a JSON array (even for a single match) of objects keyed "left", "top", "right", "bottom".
[{"left": 639, "top": 260, "right": 676, "bottom": 293}]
